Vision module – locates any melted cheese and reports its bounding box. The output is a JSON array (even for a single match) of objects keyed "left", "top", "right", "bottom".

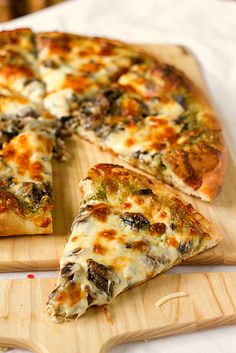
[
  {"left": 77, "top": 109, "right": 181, "bottom": 176},
  {"left": 47, "top": 164, "right": 217, "bottom": 322},
  {"left": 44, "top": 88, "right": 76, "bottom": 118},
  {"left": 0, "top": 29, "right": 45, "bottom": 105},
  {"left": 0, "top": 127, "right": 52, "bottom": 183},
  {"left": 36, "top": 33, "right": 149, "bottom": 118},
  {"left": 0, "top": 85, "right": 38, "bottom": 116},
  {"left": 0, "top": 119, "right": 54, "bottom": 210}
]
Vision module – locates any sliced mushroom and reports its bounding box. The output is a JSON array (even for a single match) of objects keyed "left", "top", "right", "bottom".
[
  {"left": 87, "top": 259, "right": 114, "bottom": 297},
  {"left": 133, "top": 188, "right": 153, "bottom": 196},
  {"left": 120, "top": 212, "right": 150, "bottom": 231}
]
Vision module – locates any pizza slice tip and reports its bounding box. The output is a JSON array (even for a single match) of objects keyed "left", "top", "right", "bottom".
[{"left": 47, "top": 163, "right": 222, "bottom": 322}]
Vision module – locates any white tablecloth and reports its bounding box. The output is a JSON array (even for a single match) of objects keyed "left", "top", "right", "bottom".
[{"left": 1, "top": 0, "right": 236, "bottom": 352}]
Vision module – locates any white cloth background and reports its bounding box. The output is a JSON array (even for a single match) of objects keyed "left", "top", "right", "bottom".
[{"left": 0, "top": 0, "right": 236, "bottom": 352}]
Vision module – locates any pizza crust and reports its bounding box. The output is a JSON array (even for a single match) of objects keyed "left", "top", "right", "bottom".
[
  {"left": 197, "top": 145, "right": 227, "bottom": 201},
  {"left": 0, "top": 210, "right": 52, "bottom": 236}
]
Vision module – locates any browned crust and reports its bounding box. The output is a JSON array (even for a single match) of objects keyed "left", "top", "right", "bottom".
[
  {"left": 120, "top": 61, "right": 227, "bottom": 201},
  {"left": 0, "top": 28, "right": 32, "bottom": 34},
  {"left": 165, "top": 67, "right": 227, "bottom": 201},
  {"left": 0, "top": 187, "right": 52, "bottom": 236},
  {"left": 37, "top": 31, "right": 137, "bottom": 49},
  {"left": 188, "top": 84, "right": 228, "bottom": 201},
  {"left": 0, "top": 208, "right": 52, "bottom": 236},
  {"left": 0, "top": 28, "right": 34, "bottom": 46},
  {"left": 198, "top": 144, "right": 228, "bottom": 201},
  {"left": 36, "top": 31, "right": 150, "bottom": 63}
]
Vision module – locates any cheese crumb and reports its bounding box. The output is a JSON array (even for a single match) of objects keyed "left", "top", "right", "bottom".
[{"left": 154, "top": 291, "right": 187, "bottom": 308}]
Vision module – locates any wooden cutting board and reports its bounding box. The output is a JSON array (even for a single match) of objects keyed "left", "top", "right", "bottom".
[
  {"left": 1, "top": 44, "right": 236, "bottom": 272},
  {"left": 1, "top": 272, "right": 236, "bottom": 353}
]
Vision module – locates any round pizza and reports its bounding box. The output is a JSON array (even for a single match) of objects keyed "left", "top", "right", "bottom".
[
  {"left": 0, "top": 28, "right": 226, "bottom": 321},
  {"left": 34, "top": 31, "right": 227, "bottom": 201}
]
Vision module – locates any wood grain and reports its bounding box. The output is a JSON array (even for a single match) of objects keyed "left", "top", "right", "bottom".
[
  {"left": 0, "top": 44, "right": 236, "bottom": 271},
  {"left": 0, "top": 0, "right": 12, "bottom": 22},
  {"left": 1, "top": 272, "right": 236, "bottom": 353}
]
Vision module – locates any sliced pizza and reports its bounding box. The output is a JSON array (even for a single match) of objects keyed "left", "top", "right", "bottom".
[
  {"left": 36, "top": 32, "right": 151, "bottom": 118},
  {"left": 72, "top": 62, "right": 227, "bottom": 201},
  {"left": 0, "top": 28, "right": 45, "bottom": 106},
  {"left": 0, "top": 116, "right": 54, "bottom": 235},
  {"left": 47, "top": 164, "right": 221, "bottom": 322},
  {"left": 0, "top": 84, "right": 40, "bottom": 121}
]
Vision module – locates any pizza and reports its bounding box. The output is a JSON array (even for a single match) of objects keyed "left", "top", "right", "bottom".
[
  {"left": 0, "top": 29, "right": 225, "bottom": 320},
  {"left": 73, "top": 62, "right": 227, "bottom": 201},
  {"left": 0, "top": 28, "right": 226, "bottom": 240},
  {"left": 0, "top": 115, "right": 54, "bottom": 235},
  {"left": 36, "top": 32, "right": 151, "bottom": 118},
  {"left": 47, "top": 164, "right": 221, "bottom": 322},
  {"left": 0, "top": 28, "right": 45, "bottom": 107}
]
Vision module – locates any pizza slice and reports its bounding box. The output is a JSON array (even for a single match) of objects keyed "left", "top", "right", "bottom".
[
  {"left": 47, "top": 163, "right": 221, "bottom": 322},
  {"left": 71, "top": 61, "right": 226, "bottom": 201},
  {"left": 36, "top": 32, "right": 151, "bottom": 118},
  {"left": 0, "top": 28, "right": 45, "bottom": 106},
  {"left": 0, "top": 116, "right": 54, "bottom": 236}
]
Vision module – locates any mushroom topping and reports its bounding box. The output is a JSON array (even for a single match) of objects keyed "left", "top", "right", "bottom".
[
  {"left": 120, "top": 212, "right": 150, "bottom": 230},
  {"left": 87, "top": 259, "right": 114, "bottom": 297}
]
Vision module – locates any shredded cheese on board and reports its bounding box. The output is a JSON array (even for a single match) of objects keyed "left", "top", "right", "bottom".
[{"left": 154, "top": 291, "right": 187, "bottom": 308}]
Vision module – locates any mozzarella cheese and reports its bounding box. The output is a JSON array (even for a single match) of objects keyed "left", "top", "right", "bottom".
[
  {"left": 47, "top": 164, "right": 220, "bottom": 322},
  {"left": 0, "top": 117, "right": 54, "bottom": 215},
  {"left": 0, "top": 29, "right": 45, "bottom": 106}
]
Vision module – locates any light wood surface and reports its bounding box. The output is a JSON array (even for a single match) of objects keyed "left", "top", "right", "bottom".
[
  {"left": 0, "top": 44, "right": 236, "bottom": 271},
  {"left": 1, "top": 272, "right": 236, "bottom": 353}
]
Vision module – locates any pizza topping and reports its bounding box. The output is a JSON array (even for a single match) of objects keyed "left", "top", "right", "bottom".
[
  {"left": 69, "top": 246, "right": 82, "bottom": 256},
  {"left": 160, "top": 211, "right": 167, "bottom": 218},
  {"left": 120, "top": 212, "right": 150, "bottom": 230},
  {"left": 0, "top": 129, "right": 18, "bottom": 147},
  {"left": 57, "top": 282, "right": 84, "bottom": 307},
  {"left": 174, "top": 115, "right": 186, "bottom": 125},
  {"left": 63, "top": 74, "right": 93, "bottom": 93},
  {"left": 131, "top": 240, "right": 150, "bottom": 252},
  {"left": 87, "top": 259, "right": 114, "bottom": 296},
  {"left": 0, "top": 176, "right": 15, "bottom": 189},
  {"left": 0, "top": 189, "right": 24, "bottom": 215},
  {"left": 93, "top": 243, "right": 107, "bottom": 255},
  {"left": 103, "top": 88, "right": 123, "bottom": 102},
  {"left": 133, "top": 188, "right": 153, "bottom": 196},
  {"left": 170, "top": 222, "right": 176, "bottom": 230},
  {"left": 17, "top": 182, "right": 52, "bottom": 207},
  {"left": 43, "top": 59, "right": 59, "bottom": 69},
  {"left": 98, "top": 229, "right": 117, "bottom": 240},
  {"left": 167, "top": 237, "right": 179, "bottom": 248},
  {"left": 61, "top": 262, "right": 76, "bottom": 279},
  {"left": 178, "top": 241, "right": 192, "bottom": 254},
  {"left": 132, "top": 150, "right": 148, "bottom": 159},
  {"left": 150, "top": 222, "right": 166, "bottom": 236},
  {"left": 92, "top": 205, "right": 110, "bottom": 222},
  {"left": 47, "top": 288, "right": 58, "bottom": 303},
  {"left": 122, "top": 202, "right": 132, "bottom": 209},
  {"left": 174, "top": 95, "right": 187, "bottom": 109}
]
